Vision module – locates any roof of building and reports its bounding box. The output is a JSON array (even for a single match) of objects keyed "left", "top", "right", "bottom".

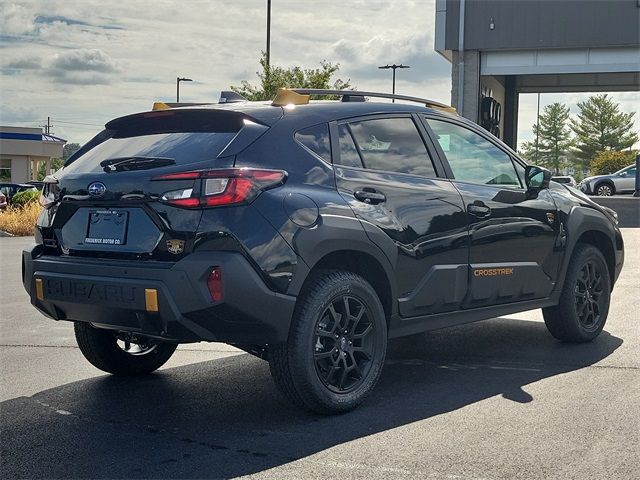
[{"left": 0, "top": 131, "right": 66, "bottom": 144}]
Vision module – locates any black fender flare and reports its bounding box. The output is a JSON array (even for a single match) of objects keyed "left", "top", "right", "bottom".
[
  {"left": 556, "top": 205, "right": 617, "bottom": 292},
  {"left": 286, "top": 214, "right": 398, "bottom": 315}
]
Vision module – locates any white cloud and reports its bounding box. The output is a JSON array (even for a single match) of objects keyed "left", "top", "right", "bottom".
[
  {"left": 0, "top": 104, "right": 40, "bottom": 123},
  {"left": 44, "top": 48, "right": 121, "bottom": 85},
  {"left": 0, "top": 2, "right": 37, "bottom": 36},
  {"left": 3, "top": 56, "right": 42, "bottom": 69}
]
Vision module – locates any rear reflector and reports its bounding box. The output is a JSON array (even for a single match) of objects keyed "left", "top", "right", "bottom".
[
  {"left": 207, "top": 267, "right": 223, "bottom": 302},
  {"left": 35, "top": 278, "right": 44, "bottom": 301},
  {"left": 145, "top": 288, "right": 159, "bottom": 312},
  {"left": 152, "top": 168, "right": 286, "bottom": 209}
]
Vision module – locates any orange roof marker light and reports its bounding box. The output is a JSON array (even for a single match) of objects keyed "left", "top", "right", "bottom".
[{"left": 271, "top": 88, "right": 310, "bottom": 107}]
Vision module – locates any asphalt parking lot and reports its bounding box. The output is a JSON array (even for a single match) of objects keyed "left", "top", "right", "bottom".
[{"left": 1, "top": 231, "right": 638, "bottom": 480}]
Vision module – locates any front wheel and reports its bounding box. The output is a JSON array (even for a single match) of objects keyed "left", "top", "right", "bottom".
[
  {"left": 269, "top": 271, "right": 387, "bottom": 414},
  {"left": 74, "top": 322, "right": 177, "bottom": 375},
  {"left": 542, "top": 244, "right": 611, "bottom": 342},
  {"left": 595, "top": 183, "right": 614, "bottom": 196}
]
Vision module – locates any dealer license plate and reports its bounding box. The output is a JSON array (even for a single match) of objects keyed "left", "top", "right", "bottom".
[{"left": 85, "top": 210, "right": 129, "bottom": 245}]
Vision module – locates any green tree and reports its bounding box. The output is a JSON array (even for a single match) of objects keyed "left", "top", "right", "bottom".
[
  {"left": 570, "top": 94, "right": 638, "bottom": 166},
  {"left": 231, "top": 52, "right": 351, "bottom": 101},
  {"left": 37, "top": 158, "right": 64, "bottom": 180},
  {"left": 63, "top": 143, "right": 81, "bottom": 160},
  {"left": 521, "top": 102, "right": 573, "bottom": 174},
  {"left": 591, "top": 150, "right": 637, "bottom": 176}
]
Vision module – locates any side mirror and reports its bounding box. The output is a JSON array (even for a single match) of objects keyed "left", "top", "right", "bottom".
[
  {"left": 619, "top": 172, "right": 627, "bottom": 177},
  {"left": 525, "top": 165, "right": 551, "bottom": 191}
]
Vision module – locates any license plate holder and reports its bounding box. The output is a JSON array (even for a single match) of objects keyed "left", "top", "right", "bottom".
[{"left": 85, "top": 210, "right": 128, "bottom": 245}]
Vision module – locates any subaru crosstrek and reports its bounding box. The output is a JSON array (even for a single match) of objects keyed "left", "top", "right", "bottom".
[{"left": 23, "top": 89, "right": 624, "bottom": 414}]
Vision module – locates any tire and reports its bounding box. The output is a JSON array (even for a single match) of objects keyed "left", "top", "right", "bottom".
[
  {"left": 595, "top": 182, "right": 614, "bottom": 196},
  {"left": 74, "top": 322, "right": 177, "bottom": 375},
  {"left": 542, "top": 244, "right": 611, "bottom": 342},
  {"left": 269, "top": 270, "right": 387, "bottom": 414}
]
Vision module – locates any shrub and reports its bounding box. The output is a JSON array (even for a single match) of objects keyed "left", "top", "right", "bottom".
[
  {"left": 0, "top": 202, "right": 41, "bottom": 236},
  {"left": 11, "top": 189, "right": 40, "bottom": 207},
  {"left": 590, "top": 151, "right": 636, "bottom": 176}
]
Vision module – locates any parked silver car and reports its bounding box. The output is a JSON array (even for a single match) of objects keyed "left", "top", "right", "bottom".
[{"left": 579, "top": 164, "right": 637, "bottom": 196}]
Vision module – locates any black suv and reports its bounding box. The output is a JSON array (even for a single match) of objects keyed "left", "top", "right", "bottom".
[{"left": 22, "top": 89, "right": 624, "bottom": 414}]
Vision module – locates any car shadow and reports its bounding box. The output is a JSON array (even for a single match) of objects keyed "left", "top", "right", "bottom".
[{"left": 1, "top": 318, "right": 623, "bottom": 479}]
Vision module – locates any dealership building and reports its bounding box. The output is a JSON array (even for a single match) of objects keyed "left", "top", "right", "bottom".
[
  {"left": 435, "top": 0, "right": 640, "bottom": 149},
  {"left": 0, "top": 126, "right": 66, "bottom": 183}
]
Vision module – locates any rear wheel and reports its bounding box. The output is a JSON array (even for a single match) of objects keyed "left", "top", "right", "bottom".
[
  {"left": 269, "top": 271, "right": 387, "bottom": 414},
  {"left": 595, "top": 182, "right": 614, "bottom": 196},
  {"left": 542, "top": 244, "right": 611, "bottom": 342},
  {"left": 74, "top": 322, "right": 177, "bottom": 375}
]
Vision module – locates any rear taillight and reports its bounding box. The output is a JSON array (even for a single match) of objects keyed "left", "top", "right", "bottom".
[{"left": 152, "top": 168, "right": 286, "bottom": 208}]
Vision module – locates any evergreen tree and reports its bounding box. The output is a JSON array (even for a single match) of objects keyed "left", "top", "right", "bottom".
[
  {"left": 570, "top": 94, "right": 638, "bottom": 166},
  {"left": 521, "top": 102, "right": 573, "bottom": 174},
  {"left": 231, "top": 52, "right": 350, "bottom": 101}
]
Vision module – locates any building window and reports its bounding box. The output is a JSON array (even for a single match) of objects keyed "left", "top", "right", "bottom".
[{"left": 0, "top": 159, "right": 11, "bottom": 181}]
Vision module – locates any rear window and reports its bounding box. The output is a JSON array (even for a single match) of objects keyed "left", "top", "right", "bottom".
[{"left": 63, "top": 132, "right": 238, "bottom": 174}]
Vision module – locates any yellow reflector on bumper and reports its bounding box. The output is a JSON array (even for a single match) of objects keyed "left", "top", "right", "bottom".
[
  {"left": 35, "top": 278, "right": 44, "bottom": 301},
  {"left": 145, "top": 288, "right": 159, "bottom": 312}
]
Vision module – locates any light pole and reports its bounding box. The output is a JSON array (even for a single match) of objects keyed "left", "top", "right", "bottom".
[
  {"left": 378, "top": 64, "right": 410, "bottom": 102},
  {"left": 266, "top": 0, "right": 272, "bottom": 69},
  {"left": 176, "top": 77, "right": 193, "bottom": 102}
]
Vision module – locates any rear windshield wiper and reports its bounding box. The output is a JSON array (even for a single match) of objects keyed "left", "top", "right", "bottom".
[{"left": 100, "top": 156, "right": 175, "bottom": 172}]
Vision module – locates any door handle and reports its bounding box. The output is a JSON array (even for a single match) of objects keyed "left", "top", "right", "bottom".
[
  {"left": 354, "top": 189, "right": 386, "bottom": 205},
  {"left": 468, "top": 201, "right": 491, "bottom": 218}
]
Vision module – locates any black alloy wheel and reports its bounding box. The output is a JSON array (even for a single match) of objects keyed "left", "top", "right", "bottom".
[
  {"left": 313, "top": 295, "right": 376, "bottom": 393},
  {"left": 574, "top": 259, "right": 606, "bottom": 331},
  {"left": 269, "top": 270, "right": 387, "bottom": 414},
  {"left": 542, "top": 244, "right": 611, "bottom": 342}
]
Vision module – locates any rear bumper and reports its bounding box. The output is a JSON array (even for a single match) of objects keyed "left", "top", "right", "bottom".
[{"left": 22, "top": 245, "right": 296, "bottom": 344}]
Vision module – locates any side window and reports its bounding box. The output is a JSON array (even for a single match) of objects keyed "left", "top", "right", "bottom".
[
  {"left": 346, "top": 117, "right": 437, "bottom": 177},
  {"left": 426, "top": 118, "right": 521, "bottom": 187},
  {"left": 336, "top": 124, "right": 364, "bottom": 168},
  {"left": 295, "top": 124, "right": 331, "bottom": 163}
]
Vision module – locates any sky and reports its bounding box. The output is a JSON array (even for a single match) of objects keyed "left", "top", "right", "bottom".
[{"left": 0, "top": 0, "right": 638, "bottom": 149}]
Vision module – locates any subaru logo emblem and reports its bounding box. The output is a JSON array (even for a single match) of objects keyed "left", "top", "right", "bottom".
[{"left": 88, "top": 182, "right": 106, "bottom": 197}]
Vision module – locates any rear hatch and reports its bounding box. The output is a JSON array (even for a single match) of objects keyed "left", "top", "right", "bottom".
[{"left": 43, "top": 108, "right": 270, "bottom": 260}]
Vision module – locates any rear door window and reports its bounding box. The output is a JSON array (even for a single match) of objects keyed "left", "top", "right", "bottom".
[
  {"left": 336, "top": 117, "right": 437, "bottom": 177},
  {"left": 336, "top": 125, "right": 364, "bottom": 168}
]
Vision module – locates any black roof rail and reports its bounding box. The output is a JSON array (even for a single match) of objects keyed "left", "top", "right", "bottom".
[{"left": 289, "top": 88, "right": 457, "bottom": 113}]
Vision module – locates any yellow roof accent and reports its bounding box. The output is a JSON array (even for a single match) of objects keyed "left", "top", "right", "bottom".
[
  {"left": 271, "top": 88, "right": 310, "bottom": 107},
  {"left": 152, "top": 102, "right": 171, "bottom": 111},
  {"left": 426, "top": 103, "right": 457, "bottom": 114}
]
